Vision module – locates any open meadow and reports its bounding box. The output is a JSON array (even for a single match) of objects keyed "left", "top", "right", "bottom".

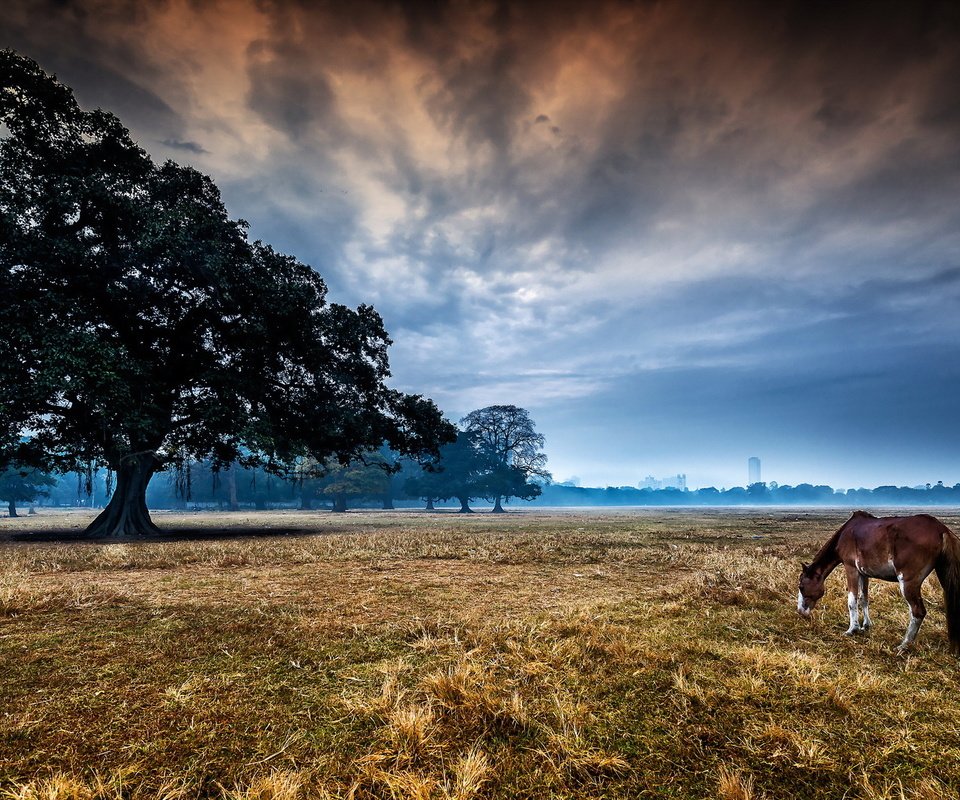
[{"left": 2, "top": 508, "right": 960, "bottom": 800}]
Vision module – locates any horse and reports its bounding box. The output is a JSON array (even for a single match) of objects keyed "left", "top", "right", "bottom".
[{"left": 797, "top": 511, "right": 960, "bottom": 654}]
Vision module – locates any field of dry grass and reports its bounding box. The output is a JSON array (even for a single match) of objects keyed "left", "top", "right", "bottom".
[{"left": 2, "top": 507, "right": 960, "bottom": 799}]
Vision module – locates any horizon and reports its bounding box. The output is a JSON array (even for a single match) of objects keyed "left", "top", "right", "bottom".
[{"left": 3, "top": 1, "right": 960, "bottom": 490}]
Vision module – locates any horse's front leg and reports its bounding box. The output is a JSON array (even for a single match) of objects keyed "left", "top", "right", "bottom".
[
  {"left": 897, "top": 575, "right": 927, "bottom": 653},
  {"left": 859, "top": 575, "right": 872, "bottom": 630},
  {"left": 843, "top": 564, "right": 863, "bottom": 635}
]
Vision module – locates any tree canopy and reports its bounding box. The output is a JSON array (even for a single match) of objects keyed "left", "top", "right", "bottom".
[
  {"left": 404, "top": 407, "right": 550, "bottom": 513},
  {"left": 0, "top": 464, "right": 55, "bottom": 517},
  {"left": 404, "top": 431, "right": 495, "bottom": 512},
  {"left": 0, "top": 50, "right": 455, "bottom": 535},
  {"left": 316, "top": 452, "right": 392, "bottom": 513},
  {"left": 460, "top": 405, "right": 549, "bottom": 512}
]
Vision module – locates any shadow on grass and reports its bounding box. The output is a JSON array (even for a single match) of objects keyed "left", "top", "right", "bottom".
[
  {"left": 4, "top": 525, "right": 336, "bottom": 544},
  {"left": 0, "top": 506, "right": 515, "bottom": 545}
]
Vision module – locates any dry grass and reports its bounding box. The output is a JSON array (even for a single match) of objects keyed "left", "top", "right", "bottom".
[{"left": 2, "top": 508, "right": 960, "bottom": 798}]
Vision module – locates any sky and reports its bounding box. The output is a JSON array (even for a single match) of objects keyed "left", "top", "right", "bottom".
[{"left": 3, "top": 0, "right": 960, "bottom": 489}]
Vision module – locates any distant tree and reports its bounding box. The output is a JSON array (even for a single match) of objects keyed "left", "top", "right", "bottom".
[
  {"left": 404, "top": 431, "right": 493, "bottom": 512},
  {"left": 290, "top": 456, "right": 323, "bottom": 510},
  {"left": 0, "top": 465, "right": 55, "bottom": 517},
  {"left": 377, "top": 445, "right": 411, "bottom": 510},
  {"left": 403, "top": 461, "right": 441, "bottom": 511},
  {"left": 383, "top": 463, "right": 410, "bottom": 509},
  {"left": 319, "top": 453, "right": 391, "bottom": 512},
  {"left": 460, "top": 405, "right": 549, "bottom": 512},
  {"left": 0, "top": 51, "right": 455, "bottom": 536},
  {"left": 746, "top": 482, "right": 770, "bottom": 502},
  {"left": 484, "top": 462, "right": 544, "bottom": 509},
  {"left": 722, "top": 487, "right": 748, "bottom": 503},
  {"left": 226, "top": 463, "right": 241, "bottom": 511}
]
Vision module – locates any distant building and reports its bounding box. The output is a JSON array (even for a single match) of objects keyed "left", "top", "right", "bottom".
[
  {"left": 638, "top": 474, "right": 687, "bottom": 491},
  {"left": 748, "top": 457, "right": 761, "bottom": 485},
  {"left": 663, "top": 474, "right": 687, "bottom": 491}
]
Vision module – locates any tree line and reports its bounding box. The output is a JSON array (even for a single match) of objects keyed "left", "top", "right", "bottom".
[
  {"left": 2, "top": 404, "right": 550, "bottom": 515},
  {"left": 529, "top": 481, "right": 960, "bottom": 507}
]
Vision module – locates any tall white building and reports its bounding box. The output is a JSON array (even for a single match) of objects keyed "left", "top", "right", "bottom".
[{"left": 748, "top": 457, "right": 761, "bottom": 485}]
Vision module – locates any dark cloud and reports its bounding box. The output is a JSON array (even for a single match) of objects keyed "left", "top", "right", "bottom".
[
  {"left": 0, "top": 0, "right": 187, "bottom": 139},
  {"left": 160, "top": 138, "right": 208, "bottom": 154},
  {"left": 246, "top": 40, "right": 341, "bottom": 141}
]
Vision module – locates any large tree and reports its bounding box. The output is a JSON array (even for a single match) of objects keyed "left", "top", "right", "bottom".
[
  {"left": 460, "top": 405, "right": 549, "bottom": 512},
  {"left": 0, "top": 51, "right": 454, "bottom": 536}
]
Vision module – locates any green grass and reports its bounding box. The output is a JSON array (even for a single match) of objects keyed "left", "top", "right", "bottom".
[{"left": 1, "top": 508, "right": 959, "bottom": 799}]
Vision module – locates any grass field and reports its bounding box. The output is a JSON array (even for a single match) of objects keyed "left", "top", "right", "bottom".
[{"left": 2, "top": 508, "right": 960, "bottom": 799}]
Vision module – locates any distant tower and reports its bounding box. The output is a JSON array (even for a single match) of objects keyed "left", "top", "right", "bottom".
[{"left": 748, "top": 457, "right": 761, "bottom": 485}]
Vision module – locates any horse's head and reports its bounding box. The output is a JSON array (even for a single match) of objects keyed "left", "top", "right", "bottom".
[{"left": 797, "top": 563, "right": 824, "bottom": 617}]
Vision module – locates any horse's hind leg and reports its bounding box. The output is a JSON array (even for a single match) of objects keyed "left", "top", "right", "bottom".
[
  {"left": 897, "top": 576, "right": 927, "bottom": 653},
  {"left": 844, "top": 564, "right": 863, "bottom": 635},
  {"left": 859, "top": 575, "right": 872, "bottom": 630}
]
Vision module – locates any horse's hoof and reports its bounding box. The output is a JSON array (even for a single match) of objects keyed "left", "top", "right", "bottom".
[{"left": 843, "top": 628, "right": 861, "bottom": 636}]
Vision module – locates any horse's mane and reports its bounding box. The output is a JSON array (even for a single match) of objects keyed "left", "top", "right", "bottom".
[
  {"left": 810, "top": 511, "right": 874, "bottom": 568},
  {"left": 810, "top": 527, "right": 843, "bottom": 566}
]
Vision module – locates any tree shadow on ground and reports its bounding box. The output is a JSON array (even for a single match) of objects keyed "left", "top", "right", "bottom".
[{"left": 4, "top": 526, "right": 345, "bottom": 543}]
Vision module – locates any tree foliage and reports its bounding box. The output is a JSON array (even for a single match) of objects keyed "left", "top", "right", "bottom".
[
  {"left": 403, "top": 431, "right": 495, "bottom": 512},
  {"left": 0, "top": 464, "right": 55, "bottom": 517},
  {"left": 460, "top": 405, "right": 549, "bottom": 512},
  {"left": 0, "top": 51, "right": 455, "bottom": 535},
  {"left": 317, "top": 452, "right": 393, "bottom": 513},
  {"left": 405, "top": 408, "right": 550, "bottom": 513}
]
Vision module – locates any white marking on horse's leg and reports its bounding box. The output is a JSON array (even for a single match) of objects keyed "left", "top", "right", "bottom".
[
  {"left": 906, "top": 614, "right": 921, "bottom": 643},
  {"left": 845, "top": 591, "right": 860, "bottom": 635},
  {"left": 859, "top": 575, "right": 871, "bottom": 629},
  {"left": 899, "top": 614, "right": 923, "bottom": 651},
  {"left": 896, "top": 574, "right": 909, "bottom": 648},
  {"left": 896, "top": 574, "right": 926, "bottom": 651}
]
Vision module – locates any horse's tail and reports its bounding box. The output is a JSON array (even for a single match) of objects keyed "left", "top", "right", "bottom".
[{"left": 935, "top": 527, "right": 960, "bottom": 655}]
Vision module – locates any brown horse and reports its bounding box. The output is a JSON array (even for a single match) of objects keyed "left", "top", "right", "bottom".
[{"left": 797, "top": 511, "right": 960, "bottom": 653}]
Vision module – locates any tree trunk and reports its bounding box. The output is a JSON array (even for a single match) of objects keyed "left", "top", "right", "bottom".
[
  {"left": 425, "top": 498, "right": 435, "bottom": 511},
  {"left": 382, "top": 493, "right": 395, "bottom": 510},
  {"left": 7, "top": 500, "right": 17, "bottom": 518},
  {"left": 300, "top": 494, "right": 312, "bottom": 511},
  {"left": 227, "top": 465, "right": 239, "bottom": 511},
  {"left": 84, "top": 453, "right": 160, "bottom": 537},
  {"left": 492, "top": 495, "right": 505, "bottom": 513},
  {"left": 458, "top": 496, "right": 473, "bottom": 513},
  {"left": 332, "top": 493, "right": 347, "bottom": 513}
]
